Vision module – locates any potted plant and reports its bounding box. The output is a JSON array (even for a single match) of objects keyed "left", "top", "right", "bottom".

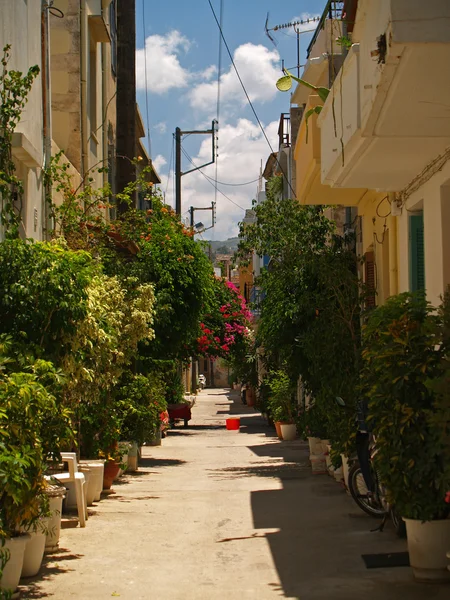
[
  {"left": 267, "top": 370, "right": 297, "bottom": 441},
  {"left": 0, "top": 365, "right": 70, "bottom": 593},
  {"left": 362, "top": 292, "right": 450, "bottom": 582}
]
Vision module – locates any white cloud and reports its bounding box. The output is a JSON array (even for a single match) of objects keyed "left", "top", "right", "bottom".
[
  {"left": 154, "top": 122, "right": 167, "bottom": 134},
  {"left": 188, "top": 44, "right": 281, "bottom": 113},
  {"left": 152, "top": 154, "right": 167, "bottom": 173},
  {"left": 136, "top": 31, "right": 191, "bottom": 94},
  {"left": 163, "top": 118, "right": 280, "bottom": 239}
]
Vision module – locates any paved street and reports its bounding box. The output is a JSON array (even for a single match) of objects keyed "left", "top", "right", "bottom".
[{"left": 21, "top": 389, "right": 449, "bottom": 599}]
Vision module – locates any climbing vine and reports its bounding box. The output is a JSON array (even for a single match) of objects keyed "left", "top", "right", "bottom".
[{"left": 0, "top": 45, "right": 39, "bottom": 238}]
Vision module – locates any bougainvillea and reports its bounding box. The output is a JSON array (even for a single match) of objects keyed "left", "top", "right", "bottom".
[{"left": 197, "top": 278, "right": 252, "bottom": 359}]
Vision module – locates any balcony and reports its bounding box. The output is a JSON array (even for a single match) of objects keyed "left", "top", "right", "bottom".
[
  {"left": 294, "top": 94, "right": 366, "bottom": 206},
  {"left": 319, "top": 0, "right": 450, "bottom": 191}
]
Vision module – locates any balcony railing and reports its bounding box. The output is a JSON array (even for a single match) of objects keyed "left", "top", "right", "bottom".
[{"left": 278, "top": 113, "right": 291, "bottom": 148}]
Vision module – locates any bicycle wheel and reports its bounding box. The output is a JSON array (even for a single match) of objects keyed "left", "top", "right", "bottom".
[{"left": 348, "top": 463, "right": 387, "bottom": 518}]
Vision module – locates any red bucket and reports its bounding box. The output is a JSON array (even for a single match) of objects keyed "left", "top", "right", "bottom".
[{"left": 226, "top": 418, "right": 240, "bottom": 431}]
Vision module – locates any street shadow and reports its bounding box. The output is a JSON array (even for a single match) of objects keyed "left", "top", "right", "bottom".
[
  {"left": 181, "top": 424, "right": 225, "bottom": 431},
  {"left": 139, "top": 457, "right": 187, "bottom": 468},
  {"left": 249, "top": 473, "right": 447, "bottom": 599},
  {"left": 18, "top": 548, "right": 82, "bottom": 598}
]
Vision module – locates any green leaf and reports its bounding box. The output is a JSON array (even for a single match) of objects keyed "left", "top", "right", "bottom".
[{"left": 276, "top": 75, "right": 293, "bottom": 92}]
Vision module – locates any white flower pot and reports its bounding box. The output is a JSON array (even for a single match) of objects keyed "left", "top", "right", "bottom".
[
  {"left": 127, "top": 442, "right": 139, "bottom": 472},
  {"left": 280, "top": 423, "right": 297, "bottom": 441},
  {"left": 79, "top": 466, "right": 97, "bottom": 506},
  {"left": 45, "top": 495, "right": 64, "bottom": 553},
  {"left": 307, "top": 437, "right": 322, "bottom": 455},
  {"left": 79, "top": 461, "right": 105, "bottom": 502},
  {"left": 333, "top": 466, "right": 343, "bottom": 482},
  {"left": 0, "top": 534, "right": 30, "bottom": 594},
  {"left": 404, "top": 518, "right": 450, "bottom": 583},
  {"left": 320, "top": 439, "right": 330, "bottom": 454},
  {"left": 21, "top": 527, "right": 47, "bottom": 577}
]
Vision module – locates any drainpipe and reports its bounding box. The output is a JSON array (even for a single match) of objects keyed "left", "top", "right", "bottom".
[
  {"left": 41, "top": 1, "right": 52, "bottom": 240},
  {"left": 101, "top": 34, "right": 108, "bottom": 189},
  {"left": 80, "top": 0, "right": 88, "bottom": 183},
  {"left": 388, "top": 198, "right": 398, "bottom": 296}
]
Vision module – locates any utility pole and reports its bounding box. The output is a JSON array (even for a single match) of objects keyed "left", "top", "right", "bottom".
[
  {"left": 174, "top": 121, "right": 217, "bottom": 216},
  {"left": 175, "top": 127, "right": 182, "bottom": 216}
]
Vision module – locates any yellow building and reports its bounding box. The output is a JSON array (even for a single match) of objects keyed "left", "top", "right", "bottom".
[{"left": 293, "top": 0, "right": 450, "bottom": 307}]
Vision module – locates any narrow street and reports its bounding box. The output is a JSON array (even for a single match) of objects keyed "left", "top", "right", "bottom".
[{"left": 21, "top": 389, "right": 449, "bottom": 600}]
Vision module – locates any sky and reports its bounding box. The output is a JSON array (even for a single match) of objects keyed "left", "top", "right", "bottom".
[{"left": 135, "top": 0, "right": 326, "bottom": 240}]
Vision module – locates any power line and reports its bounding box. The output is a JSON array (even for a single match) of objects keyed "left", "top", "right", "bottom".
[
  {"left": 203, "top": 173, "right": 259, "bottom": 186},
  {"left": 142, "top": 0, "right": 152, "bottom": 157},
  {"left": 180, "top": 146, "right": 246, "bottom": 211},
  {"left": 207, "top": 0, "right": 296, "bottom": 199}
]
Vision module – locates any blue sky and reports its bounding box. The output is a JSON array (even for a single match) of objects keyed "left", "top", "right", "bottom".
[{"left": 135, "top": 0, "right": 326, "bottom": 239}]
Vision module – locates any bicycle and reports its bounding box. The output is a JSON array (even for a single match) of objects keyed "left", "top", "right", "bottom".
[{"left": 336, "top": 397, "right": 406, "bottom": 537}]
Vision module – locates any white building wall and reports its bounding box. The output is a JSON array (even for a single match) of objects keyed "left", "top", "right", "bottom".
[{"left": 0, "top": 0, "right": 44, "bottom": 241}]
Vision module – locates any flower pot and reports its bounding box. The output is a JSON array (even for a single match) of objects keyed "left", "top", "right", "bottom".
[
  {"left": 127, "top": 442, "right": 139, "bottom": 472},
  {"left": 404, "top": 518, "right": 450, "bottom": 583},
  {"left": 117, "top": 454, "right": 128, "bottom": 479},
  {"left": 0, "top": 534, "right": 30, "bottom": 594},
  {"left": 103, "top": 460, "right": 121, "bottom": 490},
  {"left": 246, "top": 387, "right": 255, "bottom": 407},
  {"left": 274, "top": 421, "right": 283, "bottom": 440},
  {"left": 333, "top": 466, "right": 343, "bottom": 483},
  {"left": 43, "top": 482, "right": 66, "bottom": 553},
  {"left": 307, "top": 437, "right": 322, "bottom": 456},
  {"left": 21, "top": 525, "right": 47, "bottom": 577},
  {"left": 79, "top": 461, "right": 104, "bottom": 502},
  {"left": 280, "top": 423, "right": 297, "bottom": 441},
  {"left": 320, "top": 439, "right": 330, "bottom": 454},
  {"left": 79, "top": 466, "right": 97, "bottom": 506}
]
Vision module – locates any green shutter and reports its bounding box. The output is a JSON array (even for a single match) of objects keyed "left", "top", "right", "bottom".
[{"left": 410, "top": 214, "right": 425, "bottom": 292}]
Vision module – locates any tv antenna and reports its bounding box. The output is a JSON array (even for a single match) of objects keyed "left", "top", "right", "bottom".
[{"left": 265, "top": 13, "right": 321, "bottom": 77}]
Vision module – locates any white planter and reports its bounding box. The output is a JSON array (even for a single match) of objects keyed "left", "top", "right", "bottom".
[
  {"left": 307, "top": 437, "right": 322, "bottom": 455},
  {"left": 45, "top": 494, "right": 64, "bottom": 553},
  {"left": 79, "top": 461, "right": 104, "bottom": 502},
  {"left": 404, "top": 518, "right": 450, "bottom": 583},
  {"left": 320, "top": 439, "right": 330, "bottom": 454},
  {"left": 0, "top": 534, "right": 30, "bottom": 594},
  {"left": 280, "top": 423, "right": 297, "bottom": 441},
  {"left": 127, "top": 442, "right": 139, "bottom": 472},
  {"left": 79, "top": 466, "right": 97, "bottom": 506},
  {"left": 21, "top": 527, "right": 47, "bottom": 577}
]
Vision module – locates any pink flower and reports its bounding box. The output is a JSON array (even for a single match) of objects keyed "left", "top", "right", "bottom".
[{"left": 445, "top": 491, "right": 450, "bottom": 504}]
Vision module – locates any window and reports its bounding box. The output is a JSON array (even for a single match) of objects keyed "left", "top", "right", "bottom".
[
  {"left": 109, "top": 0, "right": 117, "bottom": 76},
  {"left": 409, "top": 213, "right": 425, "bottom": 292}
]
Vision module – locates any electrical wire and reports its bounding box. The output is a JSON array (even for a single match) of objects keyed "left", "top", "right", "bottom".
[
  {"left": 213, "top": 0, "right": 224, "bottom": 233},
  {"left": 181, "top": 147, "right": 246, "bottom": 211},
  {"left": 203, "top": 174, "right": 259, "bottom": 186},
  {"left": 207, "top": 0, "right": 296, "bottom": 199},
  {"left": 142, "top": 0, "right": 152, "bottom": 158}
]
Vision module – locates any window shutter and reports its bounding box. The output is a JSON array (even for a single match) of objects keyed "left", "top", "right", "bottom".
[
  {"left": 365, "top": 251, "right": 376, "bottom": 308},
  {"left": 410, "top": 214, "right": 425, "bottom": 292}
]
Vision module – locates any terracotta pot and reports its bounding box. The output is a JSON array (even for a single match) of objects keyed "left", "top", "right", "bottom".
[
  {"left": 103, "top": 460, "right": 121, "bottom": 490},
  {"left": 246, "top": 387, "right": 255, "bottom": 407},
  {"left": 274, "top": 421, "right": 283, "bottom": 440},
  {"left": 404, "top": 518, "right": 450, "bottom": 583}
]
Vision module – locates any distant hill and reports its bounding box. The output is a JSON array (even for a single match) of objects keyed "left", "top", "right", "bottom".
[{"left": 204, "top": 237, "right": 239, "bottom": 254}]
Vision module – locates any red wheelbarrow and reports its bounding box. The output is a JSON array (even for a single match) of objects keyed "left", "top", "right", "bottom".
[{"left": 167, "top": 403, "right": 192, "bottom": 427}]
